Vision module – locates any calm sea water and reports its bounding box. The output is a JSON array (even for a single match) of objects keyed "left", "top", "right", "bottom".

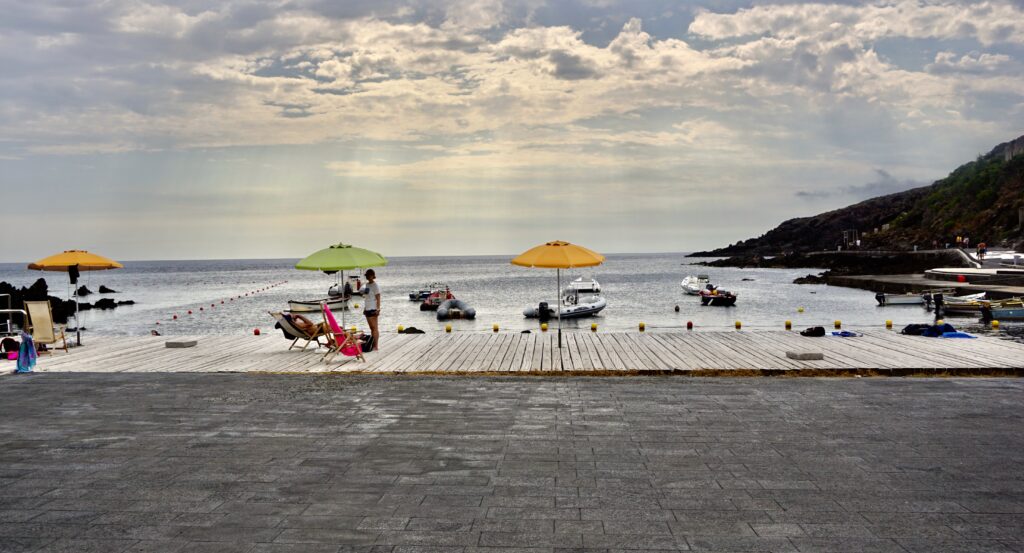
[{"left": 0, "top": 253, "right": 1014, "bottom": 338}]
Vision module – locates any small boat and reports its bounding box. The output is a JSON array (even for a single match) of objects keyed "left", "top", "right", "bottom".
[
  {"left": 524, "top": 278, "right": 607, "bottom": 320},
  {"left": 681, "top": 274, "right": 710, "bottom": 295},
  {"left": 698, "top": 286, "right": 737, "bottom": 306},
  {"left": 329, "top": 276, "right": 363, "bottom": 297},
  {"left": 940, "top": 293, "right": 990, "bottom": 314},
  {"left": 437, "top": 299, "right": 476, "bottom": 320},
  {"left": 523, "top": 297, "right": 608, "bottom": 320},
  {"left": 409, "top": 282, "right": 446, "bottom": 301},
  {"left": 420, "top": 286, "right": 454, "bottom": 311},
  {"left": 981, "top": 299, "right": 1024, "bottom": 321},
  {"left": 875, "top": 292, "right": 926, "bottom": 306},
  {"left": 288, "top": 296, "right": 348, "bottom": 313}
]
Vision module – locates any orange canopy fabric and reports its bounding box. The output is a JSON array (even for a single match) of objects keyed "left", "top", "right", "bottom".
[
  {"left": 511, "top": 240, "right": 605, "bottom": 269},
  {"left": 28, "top": 250, "right": 123, "bottom": 272}
]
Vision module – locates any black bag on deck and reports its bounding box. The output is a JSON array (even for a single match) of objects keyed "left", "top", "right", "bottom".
[
  {"left": 800, "top": 326, "right": 825, "bottom": 337},
  {"left": 1, "top": 337, "right": 18, "bottom": 353},
  {"left": 901, "top": 324, "right": 931, "bottom": 336},
  {"left": 360, "top": 334, "right": 375, "bottom": 353}
]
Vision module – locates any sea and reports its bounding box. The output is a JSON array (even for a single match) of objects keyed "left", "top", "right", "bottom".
[{"left": 0, "top": 253, "right": 1016, "bottom": 339}]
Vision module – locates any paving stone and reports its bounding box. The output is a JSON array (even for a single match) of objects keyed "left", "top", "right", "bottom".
[{"left": 1, "top": 375, "right": 1023, "bottom": 552}]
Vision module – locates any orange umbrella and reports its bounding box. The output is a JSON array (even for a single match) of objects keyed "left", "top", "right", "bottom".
[
  {"left": 512, "top": 241, "right": 605, "bottom": 348},
  {"left": 28, "top": 250, "right": 123, "bottom": 345}
]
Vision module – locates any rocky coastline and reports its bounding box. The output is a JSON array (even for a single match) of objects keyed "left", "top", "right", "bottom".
[
  {"left": 694, "top": 251, "right": 970, "bottom": 285},
  {"left": 0, "top": 278, "right": 134, "bottom": 325}
]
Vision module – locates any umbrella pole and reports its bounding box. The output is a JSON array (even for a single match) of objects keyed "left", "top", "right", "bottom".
[
  {"left": 557, "top": 268, "right": 562, "bottom": 349},
  {"left": 75, "top": 287, "right": 81, "bottom": 346},
  {"left": 340, "top": 270, "right": 346, "bottom": 329}
]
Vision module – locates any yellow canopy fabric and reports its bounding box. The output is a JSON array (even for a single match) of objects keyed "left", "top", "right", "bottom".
[
  {"left": 28, "top": 250, "right": 123, "bottom": 272},
  {"left": 510, "top": 240, "right": 605, "bottom": 269}
]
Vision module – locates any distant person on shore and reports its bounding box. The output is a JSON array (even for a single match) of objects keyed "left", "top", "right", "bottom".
[
  {"left": 978, "top": 242, "right": 987, "bottom": 261},
  {"left": 964, "top": 236, "right": 970, "bottom": 249},
  {"left": 362, "top": 269, "right": 381, "bottom": 351}
]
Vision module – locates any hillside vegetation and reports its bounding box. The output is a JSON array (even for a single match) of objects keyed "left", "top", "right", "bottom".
[{"left": 691, "top": 135, "right": 1024, "bottom": 257}]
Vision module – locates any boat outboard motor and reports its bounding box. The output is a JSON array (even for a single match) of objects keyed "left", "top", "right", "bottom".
[
  {"left": 875, "top": 292, "right": 886, "bottom": 306},
  {"left": 932, "top": 293, "right": 944, "bottom": 319},
  {"left": 922, "top": 292, "right": 933, "bottom": 308},
  {"left": 538, "top": 302, "right": 551, "bottom": 323}
]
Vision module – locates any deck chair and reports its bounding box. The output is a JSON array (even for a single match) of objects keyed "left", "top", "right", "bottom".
[
  {"left": 269, "top": 311, "right": 327, "bottom": 351},
  {"left": 321, "top": 303, "right": 365, "bottom": 363},
  {"left": 24, "top": 300, "right": 68, "bottom": 354}
]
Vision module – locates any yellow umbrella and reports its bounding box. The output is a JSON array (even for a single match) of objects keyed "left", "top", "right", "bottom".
[
  {"left": 512, "top": 240, "right": 605, "bottom": 349},
  {"left": 28, "top": 250, "right": 124, "bottom": 345}
]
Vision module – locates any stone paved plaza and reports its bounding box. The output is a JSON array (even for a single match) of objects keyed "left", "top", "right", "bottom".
[{"left": 1, "top": 374, "right": 1023, "bottom": 552}]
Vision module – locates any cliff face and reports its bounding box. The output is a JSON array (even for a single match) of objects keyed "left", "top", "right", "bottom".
[{"left": 691, "top": 135, "right": 1024, "bottom": 257}]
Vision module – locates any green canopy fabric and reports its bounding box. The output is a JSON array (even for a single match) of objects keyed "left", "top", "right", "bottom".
[{"left": 295, "top": 243, "right": 388, "bottom": 272}]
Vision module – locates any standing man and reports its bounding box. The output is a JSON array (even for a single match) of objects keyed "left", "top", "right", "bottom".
[{"left": 362, "top": 269, "right": 381, "bottom": 351}]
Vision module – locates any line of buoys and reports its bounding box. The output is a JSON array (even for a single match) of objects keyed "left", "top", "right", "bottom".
[
  {"left": 445, "top": 324, "right": 452, "bottom": 333},
  {"left": 834, "top": 320, "right": 841, "bottom": 329},
  {"left": 992, "top": 320, "right": 1000, "bottom": 329},
  {"left": 785, "top": 320, "right": 792, "bottom": 330},
  {"left": 397, "top": 325, "right": 404, "bottom": 332},
  {"left": 591, "top": 323, "right": 597, "bottom": 332},
  {"left": 540, "top": 323, "right": 548, "bottom": 332},
  {"left": 639, "top": 322, "right": 645, "bottom": 332},
  {"left": 735, "top": 321, "right": 741, "bottom": 330},
  {"left": 492, "top": 324, "right": 499, "bottom": 333},
  {"left": 886, "top": 320, "right": 892, "bottom": 329},
  {"left": 253, "top": 328, "right": 260, "bottom": 335},
  {"left": 686, "top": 321, "right": 693, "bottom": 330},
  {"left": 798, "top": 307, "right": 804, "bottom": 313}
]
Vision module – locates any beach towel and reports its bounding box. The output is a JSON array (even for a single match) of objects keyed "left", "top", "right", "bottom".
[
  {"left": 831, "top": 331, "right": 862, "bottom": 337},
  {"left": 15, "top": 332, "right": 36, "bottom": 373},
  {"left": 940, "top": 331, "right": 975, "bottom": 339}
]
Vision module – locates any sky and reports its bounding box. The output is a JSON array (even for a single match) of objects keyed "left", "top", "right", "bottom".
[{"left": 1, "top": 0, "right": 1023, "bottom": 261}]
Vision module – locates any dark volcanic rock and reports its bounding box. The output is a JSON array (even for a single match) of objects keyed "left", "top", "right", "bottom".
[
  {"left": 76, "top": 285, "right": 93, "bottom": 296},
  {"left": 92, "top": 298, "right": 118, "bottom": 309},
  {"left": 98, "top": 285, "right": 117, "bottom": 293},
  {"left": 691, "top": 134, "right": 1024, "bottom": 257},
  {"left": 794, "top": 273, "right": 828, "bottom": 284},
  {"left": 698, "top": 251, "right": 968, "bottom": 277}
]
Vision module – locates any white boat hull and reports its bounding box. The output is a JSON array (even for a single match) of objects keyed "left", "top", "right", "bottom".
[
  {"left": 876, "top": 293, "right": 925, "bottom": 306},
  {"left": 288, "top": 297, "right": 348, "bottom": 313},
  {"left": 524, "top": 298, "right": 607, "bottom": 319}
]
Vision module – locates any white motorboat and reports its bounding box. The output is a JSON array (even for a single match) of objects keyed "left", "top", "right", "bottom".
[
  {"left": 409, "top": 282, "right": 447, "bottom": 301},
  {"left": 288, "top": 296, "right": 348, "bottom": 313},
  {"left": 524, "top": 278, "right": 607, "bottom": 319},
  {"left": 874, "top": 292, "right": 926, "bottom": 306},
  {"left": 681, "top": 274, "right": 710, "bottom": 295}
]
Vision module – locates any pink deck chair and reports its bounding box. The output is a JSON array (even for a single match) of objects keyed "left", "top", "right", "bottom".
[{"left": 321, "top": 303, "right": 365, "bottom": 363}]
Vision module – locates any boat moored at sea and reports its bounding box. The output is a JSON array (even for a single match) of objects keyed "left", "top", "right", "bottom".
[
  {"left": 409, "top": 282, "right": 446, "bottom": 301},
  {"left": 524, "top": 277, "right": 607, "bottom": 320},
  {"left": 875, "top": 292, "right": 926, "bottom": 306},
  {"left": 698, "top": 286, "right": 737, "bottom": 306},
  {"left": 288, "top": 296, "right": 348, "bottom": 313},
  {"left": 981, "top": 298, "right": 1024, "bottom": 321},
  {"left": 437, "top": 299, "right": 476, "bottom": 320},
  {"left": 681, "top": 274, "right": 710, "bottom": 295}
]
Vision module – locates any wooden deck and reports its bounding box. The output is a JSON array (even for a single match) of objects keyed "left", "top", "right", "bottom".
[{"left": 21, "top": 330, "right": 1024, "bottom": 375}]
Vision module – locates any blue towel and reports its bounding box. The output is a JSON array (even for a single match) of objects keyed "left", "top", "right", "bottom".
[
  {"left": 831, "top": 331, "right": 862, "bottom": 337},
  {"left": 939, "top": 331, "right": 975, "bottom": 339},
  {"left": 15, "top": 332, "right": 36, "bottom": 373}
]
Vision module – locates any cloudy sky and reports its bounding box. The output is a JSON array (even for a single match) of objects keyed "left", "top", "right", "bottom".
[{"left": 2, "top": 0, "right": 1022, "bottom": 261}]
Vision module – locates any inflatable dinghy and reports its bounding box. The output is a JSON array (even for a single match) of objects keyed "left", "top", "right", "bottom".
[{"left": 436, "top": 299, "right": 476, "bottom": 320}]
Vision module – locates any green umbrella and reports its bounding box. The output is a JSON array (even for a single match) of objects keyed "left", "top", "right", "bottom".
[{"left": 295, "top": 243, "right": 388, "bottom": 326}]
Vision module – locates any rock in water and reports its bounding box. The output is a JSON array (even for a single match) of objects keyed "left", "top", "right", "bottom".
[
  {"left": 76, "top": 285, "right": 93, "bottom": 296},
  {"left": 93, "top": 298, "right": 118, "bottom": 309},
  {"left": 98, "top": 285, "right": 117, "bottom": 293}
]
